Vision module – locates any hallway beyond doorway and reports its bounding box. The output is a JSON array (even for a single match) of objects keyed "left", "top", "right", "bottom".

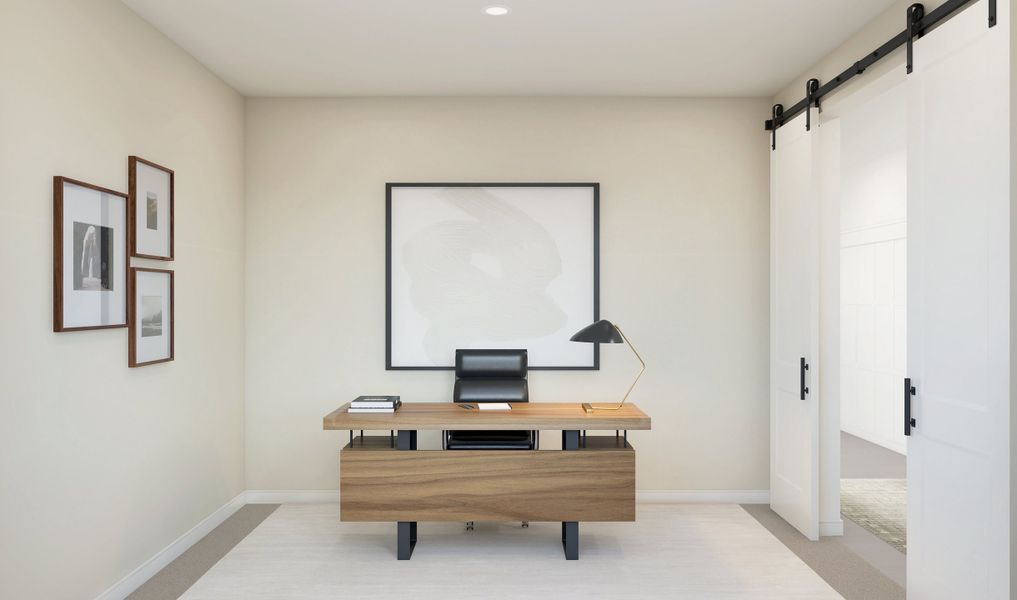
[
  {"left": 842, "top": 432, "right": 905, "bottom": 478},
  {"left": 840, "top": 431, "right": 906, "bottom": 581}
]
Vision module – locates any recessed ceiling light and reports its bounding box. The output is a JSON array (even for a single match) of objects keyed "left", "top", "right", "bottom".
[{"left": 483, "top": 5, "right": 511, "bottom": 16}]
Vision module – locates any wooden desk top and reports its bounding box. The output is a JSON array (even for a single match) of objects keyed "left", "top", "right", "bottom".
[{"left": 323, "top": 402, "right": 651, "bottom": 431}]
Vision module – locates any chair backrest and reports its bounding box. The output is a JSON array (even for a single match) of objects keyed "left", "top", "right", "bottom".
[{"left": 453, "top": 349, "right": 528, "bottom": 404}]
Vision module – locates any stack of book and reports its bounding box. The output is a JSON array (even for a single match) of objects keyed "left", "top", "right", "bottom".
[{"left": 348, "top": 396, "right": 401, "bottom": 413}]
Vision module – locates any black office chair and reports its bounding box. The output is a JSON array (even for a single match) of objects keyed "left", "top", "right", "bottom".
[
  {"left": 445, "top": 349, "right": 536, "bottom": 530},
  {"left": 445, "top": 349, "right": 536, "bottom": 451}
]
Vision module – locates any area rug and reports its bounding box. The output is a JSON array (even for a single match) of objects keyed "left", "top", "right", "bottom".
[
  {"left": 841, "top": 478, "right": 906, "bottom": 553},
  {"left": 179, "top": 503, "right": 840, "bottom": 599}
]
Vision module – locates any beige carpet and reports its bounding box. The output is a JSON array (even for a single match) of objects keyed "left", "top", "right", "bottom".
[
  {"left": 128, "top": 505, "right": 279, "bottom": 600},
  {"left": 840, "top": 479, "right": 906, "bottom": 553},
  {"left": 743, "top": 504, "right": 904, "bottom": 600},
  {"left": 180, "top": 503, "right": 840, "bottom": 599}
]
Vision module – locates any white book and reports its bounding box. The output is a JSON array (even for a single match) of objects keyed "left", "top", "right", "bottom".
[
  {"left": 477, "top": 402, "right": 512, "bottom": 411},
  {"left": 350, "top": 401, "right": 398, "bottom": 408},
  {"left": 347, "top": 408, "right": 395, "bottom": 413}
]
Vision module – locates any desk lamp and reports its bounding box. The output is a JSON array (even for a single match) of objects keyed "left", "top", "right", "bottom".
[{"left": 570, "top": 319, "right": 645, "bottom": 413}]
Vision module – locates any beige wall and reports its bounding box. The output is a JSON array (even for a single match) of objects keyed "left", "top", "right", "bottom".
[
  {"left": 0, "top": 1, "right": 246, "bottom": 598},
  {"left": 244, "top": 97, "right": 772, "bottom": 493}
]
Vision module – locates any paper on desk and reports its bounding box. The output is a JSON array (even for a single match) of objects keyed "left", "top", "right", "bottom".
[{"left": 477, "top": 402, "right": 512, "bottom": 411}]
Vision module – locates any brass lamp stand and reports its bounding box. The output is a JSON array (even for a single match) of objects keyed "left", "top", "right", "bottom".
[{"left": 568, "top": 319, "right": 646, "bottom": 413}]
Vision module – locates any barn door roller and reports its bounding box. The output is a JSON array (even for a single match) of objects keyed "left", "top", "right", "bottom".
[{"left": 765, "top": 0, "right": 997, "bottom": 148}]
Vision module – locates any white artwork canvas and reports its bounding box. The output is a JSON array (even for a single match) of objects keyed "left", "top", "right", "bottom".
[{"left": 387, "top": 184, "right": 599, "bottom": 369}]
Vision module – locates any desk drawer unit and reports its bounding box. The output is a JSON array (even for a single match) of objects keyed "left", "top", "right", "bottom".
[{"left": 340, "top": 435, "right": 635, "bottom": 522}]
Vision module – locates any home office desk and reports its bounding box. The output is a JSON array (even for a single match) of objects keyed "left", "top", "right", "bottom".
[{"left": 322, "top": 402, "right": 651, "bottom": 559}]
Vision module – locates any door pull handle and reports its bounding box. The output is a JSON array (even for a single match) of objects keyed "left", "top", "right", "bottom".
[
  {"left": 800, "top": 357, "right": 809, "bottom": 400},
  {"left": 904, "top": 377, "right": 917, "bottom": 436}
]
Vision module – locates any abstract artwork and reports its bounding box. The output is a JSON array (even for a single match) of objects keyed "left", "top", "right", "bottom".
[{"left": 387, "top": 183, "right": 599, "bottom": 369}]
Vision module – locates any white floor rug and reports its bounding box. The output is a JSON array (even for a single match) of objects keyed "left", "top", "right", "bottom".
[
  {"left": 840, "top": 478, "right": 907, "bottom": 553},
  {"left": 181, "top": 503, "right": 840, "bottom": 600}
]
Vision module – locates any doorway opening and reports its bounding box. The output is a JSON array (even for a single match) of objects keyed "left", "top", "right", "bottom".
[{"left": 826, "top": 71, "right": 908, "bottom": 581}]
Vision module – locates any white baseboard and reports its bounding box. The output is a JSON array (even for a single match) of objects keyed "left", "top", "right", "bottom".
[
  {"left": 637, "top": 490, "right": 770, "bottom": 504},
  {"left": 820, "top": 519, "right": 845, "bottom": 537},
  {"left": 245, "top": 489, "right": 338, "bottom": 504},
  {"left": 246, "top": 489, "right": 771, "bottom": 505},
  {"left": 93, "top": 491, "right": 246, "bottom": 600}
]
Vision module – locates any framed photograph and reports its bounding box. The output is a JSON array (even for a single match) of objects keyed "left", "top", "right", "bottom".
[
  {"left": 128, "top": 267, "right": 174, "bottom": 367},
  {"left": 128, "top": 156, "right": 174, "bottom": 260},
  {"left": 53, "top": 176, "right": 128, "bottom": 331},
  {"left": 386, "top": 183, "right": 599, "bottom": 370}
]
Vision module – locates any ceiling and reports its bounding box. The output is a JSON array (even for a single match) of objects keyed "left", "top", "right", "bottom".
[{"left": 122, "top": 0, "right": 897, "bottom": 97}]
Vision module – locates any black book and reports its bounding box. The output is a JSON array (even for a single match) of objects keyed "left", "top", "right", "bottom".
[{"left": 350, "top": 395, "right": 401, "bottom": 409}]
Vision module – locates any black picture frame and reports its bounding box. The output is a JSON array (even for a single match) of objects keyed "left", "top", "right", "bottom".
[{"left": 385, "top": 182, "right": 600, "bottom": 371}]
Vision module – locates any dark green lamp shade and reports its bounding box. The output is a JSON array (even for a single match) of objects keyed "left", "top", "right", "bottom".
[{"left": 570, "top": 319, "right": 623, "bottom": 343}]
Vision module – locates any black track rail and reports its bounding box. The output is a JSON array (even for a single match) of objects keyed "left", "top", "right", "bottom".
[{"left": 765, "top": 0, "right": 996, "bottom": 147}]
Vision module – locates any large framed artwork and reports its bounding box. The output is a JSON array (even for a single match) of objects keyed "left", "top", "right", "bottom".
[
  {"left": 128, "top": 156, "right": 174, "bottom": 260},
  {"left": 386, "top": 183, "right": 599, "bottom": 370},
  {"left": 128, "top": 267, "right": 174, "bottom": 367},
  {"left": 53, "top": 176, "right": 128, "bottom": 332}
]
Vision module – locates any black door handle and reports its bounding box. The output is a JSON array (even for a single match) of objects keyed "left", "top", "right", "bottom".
[
  {"left": 904, "top": 377, "right": 917, "bottom": 436},
  {"left": 800, "top": 357, "right": 809, "bottom": 400}
]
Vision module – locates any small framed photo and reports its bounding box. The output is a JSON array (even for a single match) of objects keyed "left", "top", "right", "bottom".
[
  {"left": 129, "top": 156, "right": 174, "bottom": 260},
  {"left": 129, "top": 267, "right": 174, "bottom": 367},
  {"left": 53, "top": 176, "right": 128, "bottom": 332}
]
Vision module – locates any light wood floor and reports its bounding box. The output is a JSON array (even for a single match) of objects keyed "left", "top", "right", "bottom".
[{"left": 180, "top": 503, "right": 840, "bottom": 599}]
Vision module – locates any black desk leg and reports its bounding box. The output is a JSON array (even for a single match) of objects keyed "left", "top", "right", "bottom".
[
  {"left": 561, "top": 429, "right": 580, "bottom": 559},
  {"left": 397, "top": 430, "right": 417, "bottom": 451},
  {"left": 562, "top": 521, "right": 579, "bottom": 560},
  {"left": 398, "top": 521, "right": 416, "bottom": 560},
  {"left": 396, "top": 430, "right": 417, "bottom": 559}
]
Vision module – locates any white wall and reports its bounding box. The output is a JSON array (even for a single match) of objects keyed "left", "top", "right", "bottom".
[
  {"left": 244, "top": 97, "right": 772, "bottom": 494},
  {"left": 0, "top": 1, "right": 246, "bottom": 598},
  {"left": 838, "top": 82, "right": 908, "bottom": 455}
]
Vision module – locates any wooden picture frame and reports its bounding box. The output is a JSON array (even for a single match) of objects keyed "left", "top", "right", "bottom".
[
  {"left": 128, "top": 156, "right": 174, "bottom": 260},
  {"left": 53, "top": 176, "right": 128, "bottom": 332},
  {"left": 128, "top": 267, "right": 175, "bottom": 367}
]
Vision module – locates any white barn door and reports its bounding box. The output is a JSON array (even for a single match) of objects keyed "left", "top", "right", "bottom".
[
  {"left": 906, "top": 2, "right": 1010, "bottom": 598},
  {"left": 770, "top": 112, "right": 821, "bottom": 540}
]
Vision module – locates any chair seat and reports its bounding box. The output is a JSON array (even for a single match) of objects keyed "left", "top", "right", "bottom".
[{"left": 446, "top": 430, "right": 533, "bottom": 450}]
